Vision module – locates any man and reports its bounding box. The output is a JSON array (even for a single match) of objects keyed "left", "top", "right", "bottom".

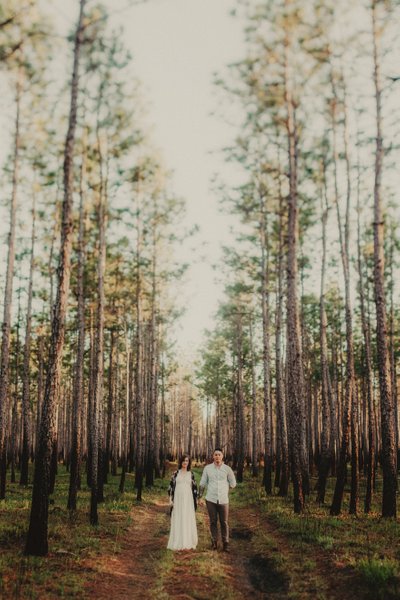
[{"left": 199, "top": 448, "right": 237, "bottom": 552}]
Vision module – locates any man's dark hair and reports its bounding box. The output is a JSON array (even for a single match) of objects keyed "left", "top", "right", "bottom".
[
  {"left": 214, "top": 448, "right": 223, "bottom": 454},
  {"left": 178, "top": 454, "right": 192, "bottom": 470}
]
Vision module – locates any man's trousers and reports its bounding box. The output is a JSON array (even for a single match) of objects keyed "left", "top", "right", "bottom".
[{"left": 206, "top": 500, "right": 229, "bottom": 544}]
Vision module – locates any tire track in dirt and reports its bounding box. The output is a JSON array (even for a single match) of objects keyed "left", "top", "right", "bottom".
[{"left": 230, "top": 504, "right": 360, "bottom": 600}]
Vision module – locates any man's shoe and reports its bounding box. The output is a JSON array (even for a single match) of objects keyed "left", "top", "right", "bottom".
[
  {"left": 223, "top": 542, "right": 229, "bottom": 553},
  {"left": 211, "top": 540, "right": 218, "bottom": 550}
]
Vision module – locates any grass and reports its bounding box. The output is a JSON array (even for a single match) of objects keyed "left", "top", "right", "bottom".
[
  {"left": 231, "top": 470, "right": 400, "bottom": 599},
  {"left": 0, "top": 463, "right": 399, "bottom": 599},
  {"left": 356, "top": 558, "right": 399, "bottom": 599},
  {"left": 0, "top": 465, "right": 147, "bottom": 599}
]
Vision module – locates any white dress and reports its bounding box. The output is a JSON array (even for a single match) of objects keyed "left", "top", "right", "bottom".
[{"left": 167, "top": 470, "right": 198, "bottom": 550}]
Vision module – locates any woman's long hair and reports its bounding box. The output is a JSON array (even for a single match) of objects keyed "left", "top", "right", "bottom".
[{"left": 178, "top": 454, "right": 191, "bottom": 471}]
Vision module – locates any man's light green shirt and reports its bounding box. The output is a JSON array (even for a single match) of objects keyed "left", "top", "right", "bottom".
[{"left": 199, "top": 463, "right": 236, "bottom": 505}]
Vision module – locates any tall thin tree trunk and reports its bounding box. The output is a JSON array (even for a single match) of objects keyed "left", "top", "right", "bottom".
[
  {"left": 160, "top": 355, "right": 166, "bottom": 478},
  {"left": 284, "top": 9, "right": 306, "bottom": 513},
  {"left": 10, "top": 295, "right": 21, "bottom": 484},
  {"left": 25, "top": 0, "right": 86, "bottom": 555},
  {"left": 316, "top": 167, "right": 333, "bottom": 504},
  {"left": 90, "top": 111, "right": 107, "bottom": 524},
  {"left": 35, "top": 334, "right": 45, "bottom": 455},
  {"left": 119, "top": 334, "right": 130, "bottom": 493},
  {"left": 350, "top": 382, "right": 360, "bottom": 514},
  {"left": 134, "top": 180, "right": 145, "bottom": 501},
  {"left": 371, "top": 0, "right": 397, "bottom": 518},
  {"left": 330, "top": 70, "right": 357, "bottom": 516},
  {"left": 105, "top": 328, "right": 115, "bottom": 483},
  {"left": 388, "top": 226, "right": 398, "bottom": 462},
  {"left": 67, "top": 149, "right": 86, "bottom": 510},
  {"left": 20, "top": 193, "right": 36, "bottom": 485},
  {"left": 355, "top": 150, "right": 376, "bottom": 514},
  {"left": 260, "top": 195, "right": 272, "bottom": 492},
  {"left": 146, "top": 209, "right": 158, "bottom": 486},
  {"left": 275, "top": 183, "right": 289, "bottom": 497},
  {"left": 0, "top": 69, "right": 21, "bottom": 499},
  {"left": 235, "top": 314, "right": 245, "bottom": 483},
  {"left": 86, "top": 308, "right": 95, "bottom": 488},
  {"left": 249, "top": 317, "right": 258, "bottom": 477}
]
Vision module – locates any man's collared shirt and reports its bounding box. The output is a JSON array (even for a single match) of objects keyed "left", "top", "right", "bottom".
[{"left": 200, "top": 462, "right": 236, "bottom": 505}]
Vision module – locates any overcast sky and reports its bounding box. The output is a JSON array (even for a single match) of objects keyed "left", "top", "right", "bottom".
[{"left": 106, "top": 0, "right": 246, "bottom": 357}]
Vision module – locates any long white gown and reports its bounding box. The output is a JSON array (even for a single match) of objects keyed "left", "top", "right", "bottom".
[{"left": 167, "top": 470, "right": 198, "bottom": 550}]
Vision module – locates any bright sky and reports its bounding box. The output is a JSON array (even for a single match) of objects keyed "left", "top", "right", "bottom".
[{"left": 105, "top": 0, "right": 245, "bottom": 356}]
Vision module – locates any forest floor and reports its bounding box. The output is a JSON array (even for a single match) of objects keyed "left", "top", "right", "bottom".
[{"left": 0, "top": 465, "right": 399, "bottom": 599}]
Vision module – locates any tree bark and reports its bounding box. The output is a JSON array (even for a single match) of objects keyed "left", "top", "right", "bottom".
[
  {"left": 0, "top": 68, "right": 21, "bottom": 499},
  {"left": 20, "top": 193, "right": 36, "bottom": 485},
  {"left": 371, "top": 0, "right": 397, "bottom": 518},
  {"left": 275, "top": 183, "right": 289, "bottom": 497},
  {"left": 260, "top": 195, "right": 272, "bottom": 492},
  {"left": 134, "top": 180, "right": 145, "bottom": 501},
  {"left": 146, "top": 208, "right": 159, "bottom": 486},
  {"left": 284, "top": 9, "right": 306, "bottom": 513},
  {"left": 355, "top": 151, "right": 376, "bottom": 513},
  {"left": 316, "top": 167, "right": 333, "bottom": 504},
  {"left": 67, "top": 148, "right": 86, "bottom": 510},
  {"left": 235, "top": 314, "right": 245, "bottom": 483},
  {"left": 90, "top": 107, "right": 107, "bottom": 523},
  {"left": 249, "top": 317, "right": 258, "bottom": 477},
  {"left": 330, "top": 70, "right": 357, "bottom": 516},
  {"left": 25, "top": 0, "right": 86, "bottom": 555},
  {"left": 105, "top": 328, "right": 115, "bottom": 483}
]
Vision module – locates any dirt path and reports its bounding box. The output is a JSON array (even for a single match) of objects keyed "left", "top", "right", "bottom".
[
  {"left": 230, "top": 505, "right": 359, "bottom": 600},
  {"left": 84, "top": 495, "right": 360, "bottom": 600},
  {"left": 84, "top": 500, "right": 168, "bottom": 599},
  {"left": 84, "top": 497, "right": 265, "bottom": 600},
  {"left": 162, "top": 503, "right": 258, "bottom": 600}
]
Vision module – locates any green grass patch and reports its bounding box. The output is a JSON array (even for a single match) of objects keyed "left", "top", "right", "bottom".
[
  {"left": 0, "top": 464, "right": 171, "bottom": 599},
  {"left": 2, "top": 463, "right": 397, "bottom": 600},
  {"left": 229, "top": 469, "right": 400, "bottom": 599},
  {"left": 356, "top": 557, "right": 399, "bottom": 599}
]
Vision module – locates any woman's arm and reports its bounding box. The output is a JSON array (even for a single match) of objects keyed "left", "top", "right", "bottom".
[
  {"left": 167, "top": 471, "right": 177, "bottom": 503},
  {"left": 191, "top": 472, "right": 198, "bottom": 509}
]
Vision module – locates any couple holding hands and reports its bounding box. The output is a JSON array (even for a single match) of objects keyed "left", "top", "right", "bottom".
[{"left": 167, "top": 448, "right": 237, "bottom": 552}]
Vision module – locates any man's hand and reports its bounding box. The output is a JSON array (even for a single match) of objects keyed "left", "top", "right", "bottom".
[{"left": 198, "top": 498, "right": 204, "bottom": 507}]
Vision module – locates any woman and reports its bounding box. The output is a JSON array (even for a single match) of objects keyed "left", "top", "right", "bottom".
[{"left": 167, "top": 455, "right": 198, "bottom": 550}]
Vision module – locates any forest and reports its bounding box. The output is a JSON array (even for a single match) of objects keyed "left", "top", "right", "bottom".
[{"left": 0, "top": 0, "right": 399, "bottom": 598}]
